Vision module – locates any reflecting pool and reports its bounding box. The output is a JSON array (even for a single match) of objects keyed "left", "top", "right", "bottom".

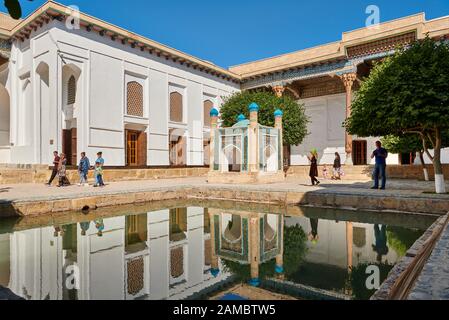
[{"left": 0, "top": 200, "right": 436, "bottom": 300}]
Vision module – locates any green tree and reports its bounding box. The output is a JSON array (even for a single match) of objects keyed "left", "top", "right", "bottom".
[
  {"left": 346, "top": 37, "right": 449, "bottom": 193},
  {"left": 381, "top": 134, "right": 429, "bottom": 180},
  {"left": 220, "top": 91, "right": 308, "bottom": 146},
  {"left": 381, "top": 133, "right": 449, "bottom": 181}
]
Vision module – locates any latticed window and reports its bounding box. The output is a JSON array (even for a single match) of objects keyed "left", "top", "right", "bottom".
[
  {"left": 127, "top": 81, "right": 144, "bottom": 117},
  {"left": 203, "top": 100, "right": 213, "bottom": 127},
  {"left": 170, "top": 91, "right": 183, "bottom": 123},
  {"left": 67, "top": 75, "right": 76, "bottom": 105}
]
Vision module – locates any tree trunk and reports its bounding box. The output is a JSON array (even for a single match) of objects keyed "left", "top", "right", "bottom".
[
  {"left": 433, "top": 131, "right": 446, "bottom": 194},
  {"left": 418, "top": 151, "right": 429, "bottom": 181}
]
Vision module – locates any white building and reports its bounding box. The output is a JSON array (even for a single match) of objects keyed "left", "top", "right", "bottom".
[
  {"left": 1, "top": 2, "right": 449, "bottom": 168},
  {"left": 0, "top": 2, "right": 239, "bottom": 167}
]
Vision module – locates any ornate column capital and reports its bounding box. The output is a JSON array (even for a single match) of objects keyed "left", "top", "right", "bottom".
[
  {"left": 272, "top": 85, "right": 286, "bottom": 98},
  {"left": 339, "top": 72, "right": 357, "bottom": 90}
]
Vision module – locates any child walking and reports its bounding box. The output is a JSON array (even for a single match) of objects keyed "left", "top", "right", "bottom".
[{"left": 93, "top": 161, "right": 105, "bottom": 187}]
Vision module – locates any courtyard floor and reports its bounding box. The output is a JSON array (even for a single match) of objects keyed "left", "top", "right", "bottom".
[{"left": 1, "top": 176, "right": 448, "bottom": 204}]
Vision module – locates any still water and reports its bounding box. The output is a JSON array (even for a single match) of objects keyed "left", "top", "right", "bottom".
[{"left": 0, "top": 200, "right": 436, "bottom": 300}]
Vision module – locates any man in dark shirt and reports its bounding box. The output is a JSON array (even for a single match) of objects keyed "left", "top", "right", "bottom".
[
  {"left": 371, "top": 141, "right": 388, "bottom": 190},
  {"left": 46, "top": 151, "right": 60, "bottom": 186}
]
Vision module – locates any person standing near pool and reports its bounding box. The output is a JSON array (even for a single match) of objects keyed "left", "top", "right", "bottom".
[
  {"left": 371, "top": 141, "right": 388, "bottom": 190},
  {"left": 307, "top": 149, "right": 320, "bottom": 186}
]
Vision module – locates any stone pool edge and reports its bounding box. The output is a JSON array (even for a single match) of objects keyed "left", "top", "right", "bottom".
[
  {"left": 1, "top": 185, "right": 449, "bottom": 217},
  {"left": 371, "top": 212, "right": 449, "bottom": 300}
]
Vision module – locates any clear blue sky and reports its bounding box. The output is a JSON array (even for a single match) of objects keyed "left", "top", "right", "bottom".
[{"left": 3, "top": 0, "right": 449, "bottom": 68}]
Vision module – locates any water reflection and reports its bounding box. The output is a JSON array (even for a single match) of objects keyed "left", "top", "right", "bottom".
[{"left": 0, "top": 204, "right": 431, "bottom": 300}]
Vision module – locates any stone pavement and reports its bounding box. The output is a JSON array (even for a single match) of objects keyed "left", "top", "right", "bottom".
[
  {"left": 0, "top": 176, "right": 448, "bottom": 203},
  {"left": 409, "top": 221, "right": 449, "bottom": 300}
]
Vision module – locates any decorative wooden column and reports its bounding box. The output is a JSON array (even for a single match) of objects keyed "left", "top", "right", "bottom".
[
  {"left": 249, "top": 214, "right": 261, "bottom": 287},
  {"left": 209, "top": 211, "right": 220, "bottom": 277},
  {"left": 346, "top": 222, "right": 353, "bottom": 272},
  {"left": 340, "top": 73, "right": 357, "bottom": 165},
  {"left": 249, "top": 103, "right": 259, "bottom": 173},
  {"left": 274, "top": 109, "right": 284, "bottom": 172},
  {"left": 209, "top": 108, "right": 219, "bottom": 172},
  {"left": 272, "top": 85, "right": 285, "bottom": 98},
  {"left": 275, "top": 214, "right": 285, "bottom": 280}
]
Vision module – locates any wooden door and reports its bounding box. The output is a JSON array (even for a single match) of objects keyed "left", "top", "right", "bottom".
[
  {"left": 126, "top": 130, "right": 139, "bottom": 166},
  {"left": 352, "top": 140, "right": 367, "bottom": 165},
  {"left": 62, "top": 129, "right": 71, "bottom": 165},
  {"left": 126, "top": 130, "right": 147, "bottom": 166},
  {"left": 137, "top": 131, "right": 147, "bottom": 166},
  {"left": 62, "top": 129, "right": 76, "bottom": 166}
]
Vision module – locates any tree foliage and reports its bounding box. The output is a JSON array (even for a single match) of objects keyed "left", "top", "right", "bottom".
[
  {"left": 346, "top": 37, "right": 449, "bottom": 191},
  {"left": 381, "top": 134, "right": 423, "bottom": 155},
  {"left": 346, "top": 37, "right": 449, "bottom": 138},
  {"left": 283, "top": 224, "right": 308, "bottom": 276},
  {"left": 220, "top": 91, "right": 309, "bottom": 146},
  {"left": 381, "top": 132, "right": 449, "bottom": 155}
]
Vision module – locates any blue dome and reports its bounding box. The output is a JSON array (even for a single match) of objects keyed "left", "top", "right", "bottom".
[
  {"left": 248, "top": 102, "right": 259, "bottom": 112},
  {"left": 210, "top": 268, "right": 220, "bottom": 278},
  {"left": 210, "top": 108, "right": 219, "bottom": 117},
  {"left": 275, "top": 265, "right": 284, "bottom": 274},
  {"left": 237, "top": 114, "right": 246, "bottom": 122},
  {"left": 248, "top": 278, "right": 260, "bottom": 287},
  {"left": 274, "top": 109, "right": 283, "bottom": 117}
]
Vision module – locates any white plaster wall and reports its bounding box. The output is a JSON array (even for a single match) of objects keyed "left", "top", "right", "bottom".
[
  {"left": 8, "top": 227, "right": 62, "bottom": 300},
  {"left": 291, "top": 94, "right": 400, "bottom": 166},
  {"left": 415, "top": 148, "right": 449, "bottom": 165},
  {"left": 292, "top": 94, "right": 346, "bottom": 165},
  {"left": 88, "top": 216, "right": 125, "bottom": 300},
  {"left": 148, "top": 210, "right": 170, "bottom": 300},
  {"left": 5, "top": 20, "right": 238, "bottom": 166}
]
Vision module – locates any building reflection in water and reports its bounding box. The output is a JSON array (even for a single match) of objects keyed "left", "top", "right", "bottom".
[
  {"left": 0, "top": 206, "right": 421, "bottom": 300},
  {"left": 209, "top": 209, "right": 284, "bottom": 286}
]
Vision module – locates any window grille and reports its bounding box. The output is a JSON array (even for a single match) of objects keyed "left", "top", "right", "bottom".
[
  {"left": 170, "top": 91, "right": 183, "bottom": 122},
  {"left": 127, "top": 81, "right": 144, "bottom": 117}
]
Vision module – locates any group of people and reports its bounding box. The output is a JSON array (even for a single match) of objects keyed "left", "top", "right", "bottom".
[
  {"left": 307, "top": 141, "right": 388, "bottom": 190},
  {"left": 307, "top": 150, "right": 343, "bottom": 186},
  {"left": 46, "top": 151, "right": 106, "bottom": 188}
]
